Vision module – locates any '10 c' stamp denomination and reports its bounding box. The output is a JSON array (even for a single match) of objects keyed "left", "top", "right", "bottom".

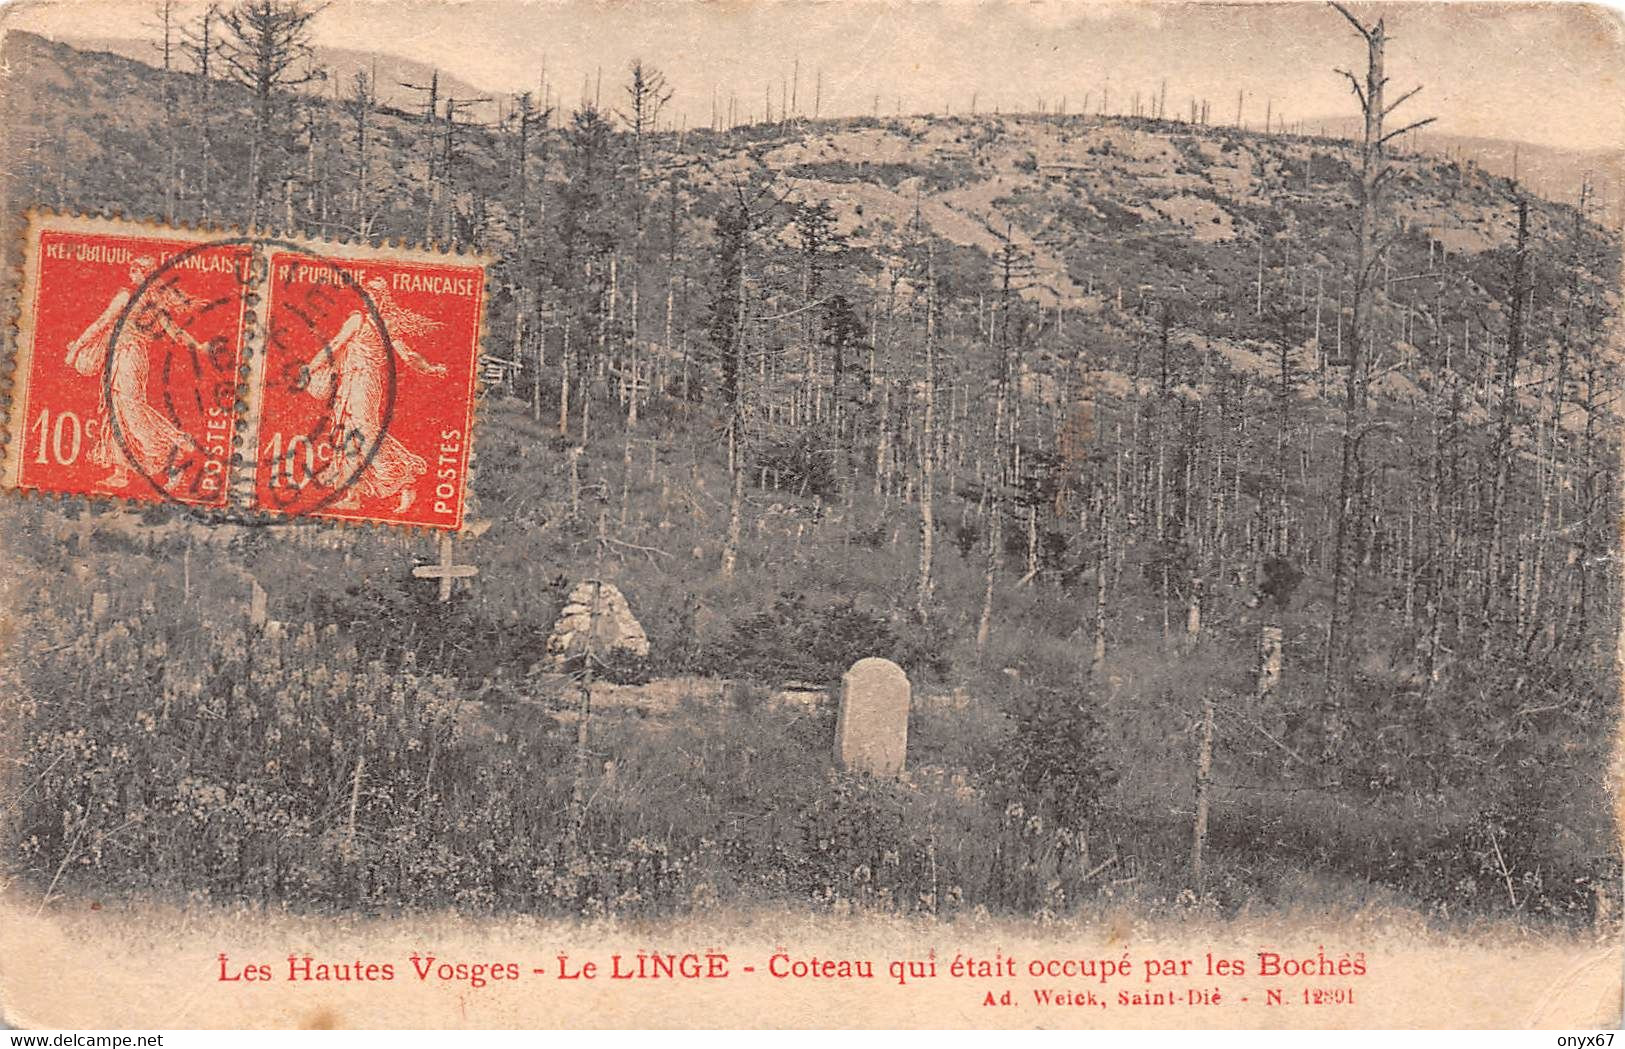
[{"left": 3, "top": 214, "right": 486, "bottom": 530}]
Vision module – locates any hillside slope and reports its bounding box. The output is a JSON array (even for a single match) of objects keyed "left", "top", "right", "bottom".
[
  {"left": 2, "top": 29, "right": 1620, "bottom": 921},
  {"left": 59, "top": 32, "right": 495, "bottom": 115}
]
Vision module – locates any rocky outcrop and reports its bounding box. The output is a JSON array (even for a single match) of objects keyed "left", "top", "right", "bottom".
[{"left": 546, "top": 580, "right": 650, "bottom": 668}]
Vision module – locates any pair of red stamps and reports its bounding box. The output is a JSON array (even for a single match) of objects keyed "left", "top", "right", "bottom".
[{"left": 3, "top": 215, "right": 485, "bottom": 530}]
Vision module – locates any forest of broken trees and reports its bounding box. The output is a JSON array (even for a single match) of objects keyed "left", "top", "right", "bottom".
[{"left": 2, "top": 1, "right": 1621, "bottom": 921}]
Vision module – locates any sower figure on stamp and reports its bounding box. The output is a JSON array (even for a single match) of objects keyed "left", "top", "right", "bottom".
[
  {"left": 66, "top": 256, "right": 209, "bottom": 490},
  {"left": 303, "top": 275, "right": 447, "bottom": 512}
]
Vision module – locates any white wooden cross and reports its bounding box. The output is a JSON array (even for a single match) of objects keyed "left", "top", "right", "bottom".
[{"left": 413, "top": 532, "right": 478, "bottom": 602}]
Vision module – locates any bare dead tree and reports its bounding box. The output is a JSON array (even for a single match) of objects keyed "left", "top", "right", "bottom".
[
  {"left": 399, "top": 70, "right": 442, "bottom": 240},
  {"left": 218, "top": 0, "right": 325, "bottom": 225},
  {"left": 509, "top": 90, "right": 552, "bottom": 420},
  {"left": 976, "top": 235, "right": 1029, "bottom": 652},
  {"left": 150, "top": 0, "right": 183, "bottom": 220},
  {"left": 1480, "top": 196, "right": 1530, "bottom": 651},
  {"left": 150, "top": 0, "right": 180, "bottom": 72},
  {"left": 1324, "top": 0, "right": 1435, "bottom": 695},
  {"left": 343, "top": 67, "right": 377, "bottom": 235},
  {"left": 916, "top": 243, "right": 937, "bottom": 621},
  {"left": 713, "top": 172, "right": 793, "bottom": 578},
  {"left": 618, "top": 58, "right": 673, "bottom": 239},
  {"left": 178, "top": 3, "right": 220, "bottom": 220}
]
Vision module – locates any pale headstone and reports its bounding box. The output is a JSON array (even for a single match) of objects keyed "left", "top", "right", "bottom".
[
  {"left": 90, "top": 592, "right": 109, "bottom": 622},
  {"left": 834, "top": 657, "right": 911, "bottom": 778}
]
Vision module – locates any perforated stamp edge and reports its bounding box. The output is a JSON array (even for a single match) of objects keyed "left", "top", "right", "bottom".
[{"left": 241, "top": 230, "right": 492, "bottom": 534}]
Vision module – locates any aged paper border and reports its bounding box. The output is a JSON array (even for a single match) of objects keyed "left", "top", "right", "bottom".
[{"left": 0, "top": 0, "right": 1620, "bottom": 1031}]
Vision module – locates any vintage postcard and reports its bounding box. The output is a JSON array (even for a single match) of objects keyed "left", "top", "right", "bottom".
[{"left": 0, "top": 0, "right": 1621, "bottom": 1032}]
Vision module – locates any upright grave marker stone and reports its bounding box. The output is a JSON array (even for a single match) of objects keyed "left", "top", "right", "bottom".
[{"left": 834, "top": 657, "right": 911, "bottom": 778}]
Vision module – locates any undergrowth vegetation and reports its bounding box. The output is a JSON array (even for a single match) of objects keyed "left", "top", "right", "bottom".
[{"left": 4, "top": 458, "right": 1613, "bottom": 924}]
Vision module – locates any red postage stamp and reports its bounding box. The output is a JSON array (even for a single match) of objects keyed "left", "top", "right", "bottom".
[
  {"left": 251, "top": 248, "right": 485, "bottom": 530},
  {"left": 3, "top": 215, "right": 251, "bottom": 507},
  {"left": 4, "top": 215, "right": 486, "bottom": 529}
]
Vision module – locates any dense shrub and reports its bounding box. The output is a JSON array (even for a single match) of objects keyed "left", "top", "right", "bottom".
[
  {"left": 996, "top": 681, "right": 1116, "bottom": 828},
  {"left": 705, "top": 592, "right": 897, "bottom": 685},
  {"left": 752, "top": 430, "right": 841, "bottom": 500}
]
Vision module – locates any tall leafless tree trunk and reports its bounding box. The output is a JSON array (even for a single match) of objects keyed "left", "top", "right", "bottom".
[
  {"left": 1325, "top": 2, "right": 1433, "bottom": 694},
  {"left": 1480, "top": 197, "right": 1529, "bottom": 652},
  {"left": 916, "top": 247, "right": 937, "bottom": 621}
]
